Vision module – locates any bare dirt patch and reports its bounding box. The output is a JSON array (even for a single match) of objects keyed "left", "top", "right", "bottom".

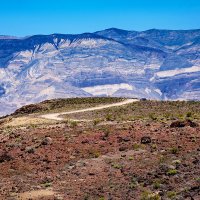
[{"left": 16, "top": 189, "right": 55, "bottom": 200}]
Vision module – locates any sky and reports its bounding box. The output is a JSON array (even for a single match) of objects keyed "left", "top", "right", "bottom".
[{"left": 0, "top": 0, "right": 200, "bottom": 36}]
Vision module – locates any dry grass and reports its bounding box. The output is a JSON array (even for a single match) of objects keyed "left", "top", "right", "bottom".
[
  {"left": 3, "top": 116, "right": 54, "bottom": 128},
  {"left": 16, "top": 189, "right": 55, "bottom": 200},
  {"left": 13, "top": 97, "right": 124, "bottom": 116},
  {"left": 62, "top": 100, "right": 200, "bottom": 122}
]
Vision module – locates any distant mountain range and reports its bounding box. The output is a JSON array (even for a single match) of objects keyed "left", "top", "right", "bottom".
[{"left": 0, "top": 28, "right": 200, "bottom": 116}]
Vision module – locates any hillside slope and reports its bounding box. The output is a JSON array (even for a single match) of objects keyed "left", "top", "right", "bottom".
[{"left": 0, "top": 99, "right": 199, "bottom": 199}]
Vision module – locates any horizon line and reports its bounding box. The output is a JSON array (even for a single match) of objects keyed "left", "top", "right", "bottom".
[{"left": 1, "top": 27, "right": 200, "bottom": 38}]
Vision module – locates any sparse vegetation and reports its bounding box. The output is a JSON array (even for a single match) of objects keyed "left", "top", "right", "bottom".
[
  {"left": 128, "top": 156, "right": 134, "bottom": 160},
  {"left": 89, "top": 149, "right": 101, "bottom": 158},
  {"left": 153, "top": 180, "right": 161, "bottom": 189},
  {"left": 141, "top": 190, "right": 161, "bottom": 200},
  {"left": 42, "top": 182, "right": 52, "bottom": 188},
  {"left": 0, "top": 98, "right": 199, "bottom": 199},
  {"left": 186, "top": 111, "right": 192, "bottom": 118},
  {"left": 93, "top": 118, "right": 101, "bottom": 125},
  {"left": 167, "top": 191, "right": 177, "bottom": 199},
  {"left": 13, "top": 97, "right": 124, "bottom": 116},
  {"left": 62, "top": 100, "right": 200, "bottom": 122},
  {"left": 133, "top": 143, "right": 142, "bottom": 151},
  {"left": 167, "top": 169, "right": 178, "bottom": 176},
  {"left": 111, "top": 163, "right": 122, "bottom": 169},
  {"left": 170, "top": 147, "right": 178, "bottom": 154}
]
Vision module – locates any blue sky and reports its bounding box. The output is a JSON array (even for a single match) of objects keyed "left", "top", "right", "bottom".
[{"left": 0, "top": 0, "right": 200, "bottom": 36}]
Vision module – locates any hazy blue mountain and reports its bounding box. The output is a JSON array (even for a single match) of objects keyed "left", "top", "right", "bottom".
[{"left": 0, "top": 28, "right": 199, "bottom": 116}]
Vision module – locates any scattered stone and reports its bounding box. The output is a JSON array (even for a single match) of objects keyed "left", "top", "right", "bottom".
[
  {"left": 41, "top": 176, "right": 53, "bottom": 184},
  {"left": 172, "top": 160, "right": 181, "bottom": 165},
  {"left": 81, "top": 139, "right": 89, "bottom": 144},
  {"left": 159, "top": 164, "right": 176, "bottom": 173},
  {"left": 192, "top": 158, "right": 199, "bottom": 165},
  {"left": 122, "top": 137, "right": 130, "bottom": 142},
  {"left": 0, "top": 153, "right": 12, "bottom": 163},
  {"left": 68, "top": 165, "right": 74, "bottom": 170},
  {"left": 88, "top": 172, "right": 95, "bottom": 176},
  {"left": 119, "top": 146, "right": 128, "bottom": 151},
  {"left": 55, "top": 195, "right": 64, "bottom": 200},
  {"left": 170, "top": 119, "right": 198, "bottom": 128},
  {"left": 141, "top": 136, "right": 151, "bottom": 144},
  {"left": 76, "top": 161, "right": 86, "bottom": 167},
  {"left": 25, "top": 146, "right": 35, "bottom": 154},
  {"left": 41, "top": 137, "right": 53, "bottom": 145}
]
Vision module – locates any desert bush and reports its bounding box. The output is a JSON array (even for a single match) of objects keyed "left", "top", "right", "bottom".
[
  {"left": 167, "top": 169, "right": 178, "bottom": 176},
  {"left": 141, "top": 190, "right": 161, "bottom": 200},
  {"left": 167, "top": 191, "right": 177, "bottom": 199},
  {"left": 186, "top": 112, "right": 192, "bottom": 118},
  {"left": 153, "top": 180, "right": 161, "bottom": 189},
  {"left": 169, "top": 147, "right": 178, "bottom": 154},
  {"left": 93, "top": 118, "right": 101, "bottom": 125},
  {"left": 149, "top": 113, "right": 157, "bottom": 121}
]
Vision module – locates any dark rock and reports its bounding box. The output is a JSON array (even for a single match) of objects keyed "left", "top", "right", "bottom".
[
  {"left": 192, "top": 158, "right": 199, "bottom": 165},
  {"left": 0, "top": 153, "right": 12, "bottom": 163},
  {"left": 89, "top": 172, "right": 95, "bottom": 176},
  {"left": 81, "top": 139, "right": 89, "bottom": 144},
  {"left": 189, "top": 185, "right": 199, "bottom": 191},
  {"left": 25, "top": 146, "right": 35, "bottom": 154},
  {"left": 170, "top": 119, "right": 199, "bottom": 128},
  {"left": 117, "top": 137, "right": 123, "bottom": 143},
  {"left": 119, "top": 146, "right": 128, "bottom": 151},
  {"left": 13, "top": 104, "right": 48, "bottom": 115},
  {"left": 122, "top": 137, "right": 130, "bottom": 142},
  {"left": 41, "top": 137, "right": 53, "bottom": 145},
  {"left": 159, "top": 164, "right": 175, "bottom": 173},
  {"left": 141, "top": 136, "right": 151, "bottom": 144},
  {"left": 41, "top": 176, "right": 53, "bottom": 184}
]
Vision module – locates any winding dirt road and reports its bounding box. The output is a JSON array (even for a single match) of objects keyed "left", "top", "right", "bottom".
[{"left": 40, "top": 99, "right": 138, "bottom": 121}]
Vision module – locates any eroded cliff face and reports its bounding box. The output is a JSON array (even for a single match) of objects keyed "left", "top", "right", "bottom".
[{"left": 0, "top": 28, "right": 200, "bottom": 116}]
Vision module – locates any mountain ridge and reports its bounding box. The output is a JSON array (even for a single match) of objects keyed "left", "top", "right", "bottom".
[{"left": 0, "top": 28, "right": 200, "bottom": 116}]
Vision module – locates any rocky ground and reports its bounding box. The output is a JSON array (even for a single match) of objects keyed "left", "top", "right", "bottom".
[{"left": 0, "top": 99, "right": 199, "bottom": 200}]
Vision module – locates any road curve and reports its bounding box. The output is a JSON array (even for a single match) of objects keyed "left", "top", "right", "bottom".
[{"left": 40, "top": 99, "right": 138, "bottom": 121}]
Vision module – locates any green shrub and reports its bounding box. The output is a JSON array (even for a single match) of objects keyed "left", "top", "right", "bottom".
[
  {"left": 42, "top": 182, "right": 52, "bottom": 188},
  {"left": 141, "top": 191, "right": 161, "bottom": 200},
  {"left": 111, "top": 163, "right": 122, "bottom": 169},
  {"left": 186, "top": 112, "right": 192, "bottom": 118},
  {"left": 128, "top": 156, "right": 134, "bottom": 160},
  {"left": 153, "top": 180, "right": 161, "bottom": 189},
  {"left": 149, "top": 113, "right": 157, "bottom": 121},
  {"left": 93, "top": 118, "right": 101, "bottom": 125},
  {"left": 89, "top": 150, "right": 101, "bottom": 158},
  {"left": 195, "top": 177, "right": 200, "bottom": 182},
  {"left": 170, "top": 147, "right": 178, "bottom": 154},
  {"left": 103, "top": 128, "right": 110, "bottom": 137},
  {"left": 167, "top": 191, "right": 177, "bottom": 199},
  {"left": 106, "top": 113, "right": 113, "bottom": 121},
  {"left": 167, "top": 169, "right": 178, "bottom": 176},
  {"left": 70, "top": 121, "right": 78, "bottom": 127},
  {"left": 133, "top": 143, "right": 141, "bottom": 151}
]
